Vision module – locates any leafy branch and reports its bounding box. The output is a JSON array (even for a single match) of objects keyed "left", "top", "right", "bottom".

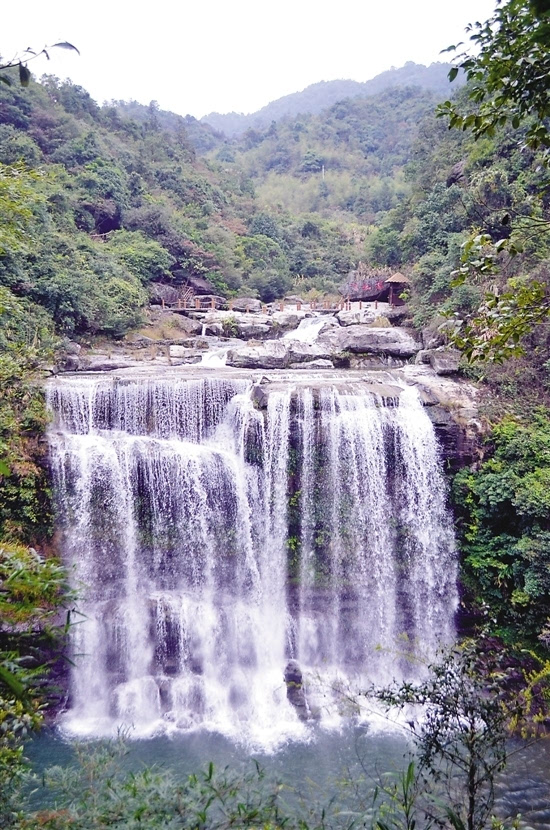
[{"left": 0, "top": 42, "right": 79, "bottom": 88}]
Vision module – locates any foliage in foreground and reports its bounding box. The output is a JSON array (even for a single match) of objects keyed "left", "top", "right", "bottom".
[
  {"left": 0, "top": 543, "right": 71, "bottom": 827},
  {"left": 10, "top": 646, "right": 536, "bottom": 830},
  {"left": 23, "top": 743, "right": 291, "bottom": 829},
  {"left": 367, "top": 646, "right": 514, "bottom": 830}
]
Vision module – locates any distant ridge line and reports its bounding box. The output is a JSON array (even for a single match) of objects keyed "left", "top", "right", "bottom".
[{"left": 200, "top": 61, "right": 461, "bottom": 137}]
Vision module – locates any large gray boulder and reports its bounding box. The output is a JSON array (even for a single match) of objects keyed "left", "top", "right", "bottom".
[
  {"left": 286, "top": 341, "right": 333, "bottom": 364},
  {"left": 236, "top": 322, "right": 271, "bottom": 339},
  {"left": 226, "top": 340, "right": 289, "bottom": 369},
  {"left": 336, "top": 308, "right": 378, "bottom": 327},
  {"left": 149, "top": 283, "right": 180, "bottom": 305},
  {"left": 271, "top": 310, "right": 309, "bottom": 331},
  {"left": 229, "top": 297, "right": 262, "bottom": 313},
  {"left": 429, "top": 348, "right": 461, "bottom": 375},
  {"left": 320, "top": 325, "right": 422, "bottom": 358}
]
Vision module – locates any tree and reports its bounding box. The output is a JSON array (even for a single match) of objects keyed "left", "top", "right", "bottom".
[
  {"left": 0, "top": 543, "right": 71, "bottom": 825},
  {"left": 439, "top": 0, "right": 550, "bottom": 157},
  {"left": 437, "top": 0, "right": 550, "bottom": 362},
  {"left": 369, "top": 646, "right": 518, "bottom": 830}
]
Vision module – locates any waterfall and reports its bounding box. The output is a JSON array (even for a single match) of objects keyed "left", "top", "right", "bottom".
[{"left": 47, "top": 372, "right": 457, "bottom": 748}]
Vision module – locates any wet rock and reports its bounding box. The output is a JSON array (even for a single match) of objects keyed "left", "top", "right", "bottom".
[
  {"left": 397, "top": 364, "right": 483, "bottom": 468},
  {"left": 84, "top": 359, "right": 136, "bottom": 372},
  {"left": 251, "top": 384, "right": 270, "bottom": 409},
  {"left": 57, "top": 354, "right": 81, "bottom": 372},
  {"left": 284, "top": 659, "right": 309, "bottom": 721},
  {"left": 271, "top": 310, "right": 311, "bottom": 331},
  {"left": 289, "top": 358, "right": 334, "bottom": 369},
  {"left": 170, "top": 355, "right": 202, "bottom": 365}
]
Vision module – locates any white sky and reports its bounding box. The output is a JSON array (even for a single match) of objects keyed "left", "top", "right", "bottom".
[{"left": 3, "top": 0, "right": 497, "bottom": 119}]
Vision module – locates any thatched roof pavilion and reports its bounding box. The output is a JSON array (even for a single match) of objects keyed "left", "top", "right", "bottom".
[
  {"left": 385, "top": 272, "right": 411, "bottom": 285},
  {"left": 385, "top": 272, "right": 411, "bottom": 306}
]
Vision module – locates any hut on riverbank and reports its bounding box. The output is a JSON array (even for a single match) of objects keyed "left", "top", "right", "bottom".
[{"left": 385, "top": 272, "right": 411, "bottom": 306}]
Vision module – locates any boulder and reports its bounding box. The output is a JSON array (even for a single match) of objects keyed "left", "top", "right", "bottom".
[
  {"left": 284, "top": 659, "right": 309, "bottom": 721},
  {"left": 336, "top": 308, "right": 378, "bottom": 327},
  {"left": 57, "top": 354, "right": 81, "bottom": 372},
  {"left": 229, "top": 297, "right": 262, "bottom": 313},
  {"left": 286, "top": 341, "right": 333, "bottom": 364},
  {"left": 415, "top": 349, "right": 432, "bottom": 365},
  {"left": 429, "top": 348, "right": 461, "bottom": 375},
  {"left": 320, "top": 325, "right": 422, "bottom": 358},
  {"left": 251, "top": 384, "right": 270, "bottom": 409},
  {"left": 271, "top": 311, "right": 308, "bottom": 331},
  {"left": 203, "top": 322, "right": 224, "bottom": 337},
  {"left": 422, "top": 326, "right": 446, "bottom": 350},
  {"left": 170, "top": 315, "right": 204, "bottom": 336},
  {"left": 236, "top": 323, "right": 271, "bottom": 339},
  {"left": 63, "top": 340, "right": 81, "bottom": 355},
  {"left": 169, "top": 345, "right": 191, "bottom": 358},
  {"left": 149, "top": 283, "right": 180, "bottom": 305},
  {"left": 226, "top": 339, "right": 289, "bottom": 369}
]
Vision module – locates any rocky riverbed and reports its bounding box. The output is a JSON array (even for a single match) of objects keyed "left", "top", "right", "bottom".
[{"left": 52, "top": 301, "right": 482, "bottom": 466}]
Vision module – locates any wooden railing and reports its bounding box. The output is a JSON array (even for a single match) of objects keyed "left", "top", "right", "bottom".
[{"left": 161, "top": 296, "right": 378, "bottom": 313}]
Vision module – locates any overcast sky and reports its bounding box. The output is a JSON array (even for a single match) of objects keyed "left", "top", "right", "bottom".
[{"left": 3, "top": 0, "right": 497, "bottom": 119}]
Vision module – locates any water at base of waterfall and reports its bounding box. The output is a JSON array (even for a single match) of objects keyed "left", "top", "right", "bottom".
[
  {"left": 47, "top": 370, "right": 457, "bottom": 751},
  {"left": 26, "top": 727, "right": 550, "bottom": 829}
]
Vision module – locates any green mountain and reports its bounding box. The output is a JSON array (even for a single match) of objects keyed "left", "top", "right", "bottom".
[{"left": 201, "top": 61, "right": 460, "bottom": 136}]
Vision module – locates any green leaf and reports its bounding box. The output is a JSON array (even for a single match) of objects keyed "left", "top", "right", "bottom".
[
  {"left": 52, "top": 41, "right": 80, "bottom": 55},
  {"left": 0, "top": 459, "right": 9, "bottom": 476},
  {"left": 449, "top": 66, "right": 459, "bottom": 82},
  {"left": 0, "top": 664, "right": 26, "bottom": 699}
]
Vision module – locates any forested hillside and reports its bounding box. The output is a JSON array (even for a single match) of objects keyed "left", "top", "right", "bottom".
[
  {"left": 0, "top": 68, "right": 440, "bottom": 336},
  {"left": 201, "top": 61, "right": 460, "bottom": 136}
]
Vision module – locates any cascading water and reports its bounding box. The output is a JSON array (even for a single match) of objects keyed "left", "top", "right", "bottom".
[{"left": 47, "top": 371, "right": 457, "bottom": 748}]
